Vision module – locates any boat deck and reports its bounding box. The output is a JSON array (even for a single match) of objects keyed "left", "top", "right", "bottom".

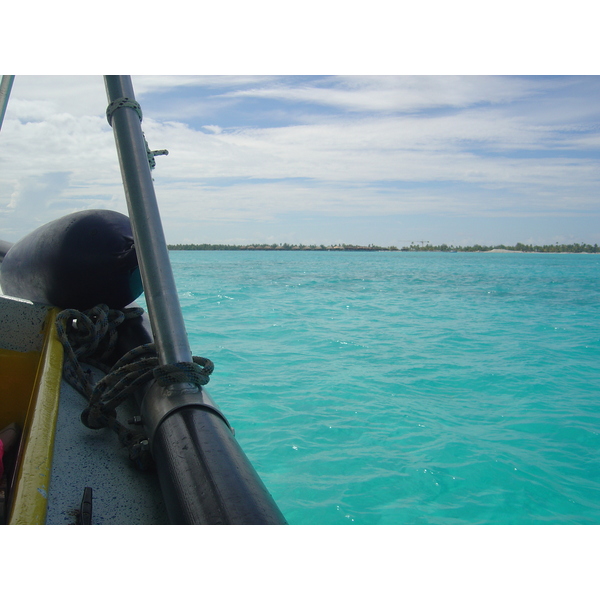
[
  {"left": 46, "top": 373, "right": 168, "bottom": 525},
  {"left": 1, "top": 292, "right": 168, "bottom": 524}
]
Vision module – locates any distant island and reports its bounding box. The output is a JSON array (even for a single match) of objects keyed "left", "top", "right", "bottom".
[{"left": 167, "top": 242, "right": 599, "bottom": 253}]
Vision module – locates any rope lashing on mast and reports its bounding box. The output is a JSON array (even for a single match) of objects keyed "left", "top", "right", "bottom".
[
  {"left": 55, "top": 304, "right": 214, "bottom": 471},
  {"left": 106, "top": 97, "right": 143, "bottom": 125},
  {"left": 106, "top": 96, "right": 168, "bottom": 171}
]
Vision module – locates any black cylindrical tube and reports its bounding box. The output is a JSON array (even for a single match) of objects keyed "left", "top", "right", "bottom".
[{"left": 153, "top": 407, "right": 287, "bottom": 525}]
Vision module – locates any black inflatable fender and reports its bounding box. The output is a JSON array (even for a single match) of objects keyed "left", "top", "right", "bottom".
[{"left": 0, "top": 210, "right": 143, "bottom": 309}]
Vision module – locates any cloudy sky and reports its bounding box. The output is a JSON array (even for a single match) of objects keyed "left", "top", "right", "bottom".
[{"left": 1, "top": 74, "right": 599, "bottom": 247}]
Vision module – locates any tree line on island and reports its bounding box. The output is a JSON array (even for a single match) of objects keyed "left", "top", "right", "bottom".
[{"left": 167, "top": 242, "right": 599, "bottom": 253}]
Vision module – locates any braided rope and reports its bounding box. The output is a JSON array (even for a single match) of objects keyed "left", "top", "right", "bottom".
[
  {"left": 55, "top": 305, "right": 213, "bottom": 471},
  {"left": 106, "top": 97, "right": 143, "bottom": 126},
  {"left": 56, "top": 304, "right": 142, "bottom": 397}
]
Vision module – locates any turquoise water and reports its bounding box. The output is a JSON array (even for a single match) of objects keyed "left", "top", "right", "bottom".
[{"left": 160, "top": 251, "right": 600, "bottom": 524}]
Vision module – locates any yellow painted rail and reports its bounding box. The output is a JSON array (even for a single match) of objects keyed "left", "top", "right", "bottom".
[{"left": 7, "top": 308, "right": 63, "bottom": 524}]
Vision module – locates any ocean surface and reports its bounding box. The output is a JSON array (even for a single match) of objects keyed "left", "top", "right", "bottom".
[{"left": 153, "top": 250, "right": 600, "bottom": 525}]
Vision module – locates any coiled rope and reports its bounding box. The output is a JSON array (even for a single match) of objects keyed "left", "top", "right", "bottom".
[{"left": 55, "top": 304, "right": 214, "bottom": 471}]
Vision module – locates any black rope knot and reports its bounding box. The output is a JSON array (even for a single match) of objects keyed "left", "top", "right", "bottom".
[{"left": 153, "top": 357, "right": 214, "bottom": 388}]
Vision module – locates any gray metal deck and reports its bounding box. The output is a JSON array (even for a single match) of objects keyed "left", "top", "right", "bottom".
[{"left": 46, "top": 372, "right": 169, "bottom": 525}]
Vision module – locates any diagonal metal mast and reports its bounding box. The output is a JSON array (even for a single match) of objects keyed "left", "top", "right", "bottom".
[
  {"left": 104, "top": 76, "right": 286, "bottom": 524},
  {"left": 104, "top": 76, "right": 190, "bottom": 366},
  {"left": 0, "top": 76, "right": 15, "bottom": 133}
]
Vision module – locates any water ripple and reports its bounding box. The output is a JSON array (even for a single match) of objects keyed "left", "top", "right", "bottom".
[{"left": 164, "top": 251, "right": 600, "bottom": 524}]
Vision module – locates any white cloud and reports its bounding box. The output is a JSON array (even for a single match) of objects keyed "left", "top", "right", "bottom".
[
  {"left": 219, "top": 76, "right": 547, "bottom": 113},
  {"left": 8, "top": 76, "right": 107, "bottom": 117},
  {"left": 134, "top": 75, "right": 278, "bottom": 94},
  {"left": 141, "top": 110, "right": 598, "bottom": 191},
  {"left": 1, "top": 75, "right": 599, "bottom": 245}
]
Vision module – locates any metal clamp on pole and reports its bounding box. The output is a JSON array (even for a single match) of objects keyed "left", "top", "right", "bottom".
[{"left": 140, "top": 382, "right": 233, "bottom": 451}]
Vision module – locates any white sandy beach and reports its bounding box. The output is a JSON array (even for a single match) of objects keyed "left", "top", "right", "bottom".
[{"left": 484, "top": 249, "right": 523, "bottom": 253}]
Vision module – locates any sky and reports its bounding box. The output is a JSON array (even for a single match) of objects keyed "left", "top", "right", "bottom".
[{"left": 1, "top": 74, "right": 599, "bottom": 247}]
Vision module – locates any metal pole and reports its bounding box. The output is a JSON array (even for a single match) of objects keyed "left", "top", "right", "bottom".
[
  {"left": 104, "top": 75, "right": 191, "bottom": 366},
  {"left": 104, "top": 76, "right": 287, "bottom": 524},
  {"left": 0, "top": 76, "right": 15, "bottom": 133}
]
